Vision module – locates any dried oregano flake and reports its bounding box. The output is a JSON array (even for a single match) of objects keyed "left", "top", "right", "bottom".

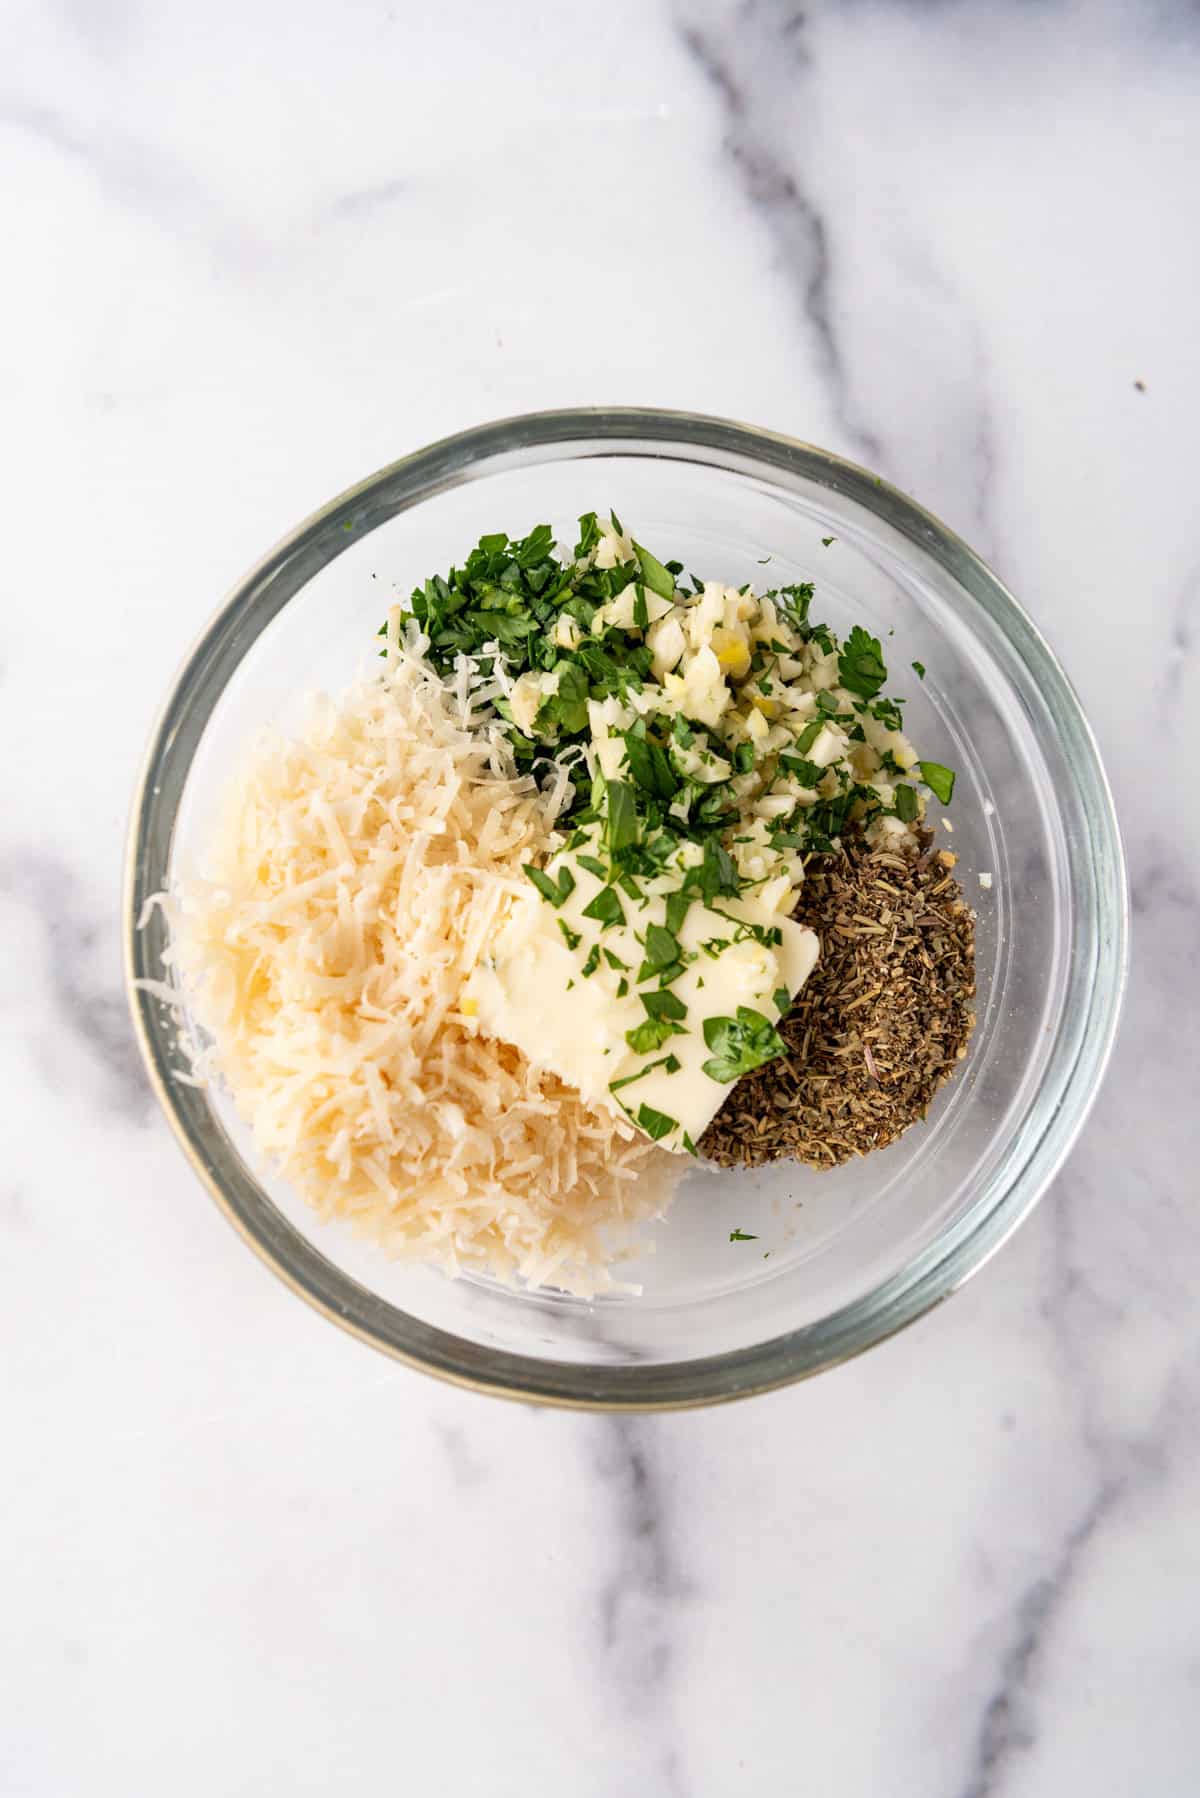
[{"left": 700, "top": 831, "right": 976, "bottom": 1170}]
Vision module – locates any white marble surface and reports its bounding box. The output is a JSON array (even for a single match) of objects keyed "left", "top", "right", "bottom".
[{"left": 2, "top": 1, "right": 1198, "bottom": 1792}]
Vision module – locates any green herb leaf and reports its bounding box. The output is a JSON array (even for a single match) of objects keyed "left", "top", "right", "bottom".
[
  {"left": 557, "top": 919, "right": 581, "bottom": 951},
  {"left": 512, "top": 522, "right": 554, "bottom": 569},
  {"left": 773, "top": 582, "right": 815, "bottom": 631},
  {"left": 625, "top": 1017, "right": 680, "bottom": 1054},
  {"left": 632, "top": 585, "right": 649, "bottom": 631},
  {"left": 574, "top": 512, "right": 601, "bottom": 559},
  {"left": 780, "top": 753, "right": 824, "bottom": 787},
  {"left": 636, "top": 1103, "right": 678, "bottom": 1142},
  {"left": 772, "top": 986, "right": 791, "bottom": 1015},
  {"left": 580, "top": 943, "right": 601, "bottom": 977},
  {"left": 894, "top": 783, "right": 919, "bottom": 823},
  {"left": 911, "top": 660, "right": 926, "bottom": 680},
  {"left": 623, "top": 732, "right": 678, "bottom": 800},
  {"left": 642, "top": 987, "right": 687, "bottom": 1022},
  {"left": 664, "top": 889, "right": 692, "bottom": 936},
  {"left": 795, "top": 718, "right": 823, "bottom": 754},
  {"left": 688, "top": 836, "right": 741, "bottom": 907},
  {"left": 838, "top": 626, "right": 888, "bottom": 700},
  {"left": 699, "top": 936, "right": 732, "bottom": 959},
  {"left": 733, "top": 743, "right": 755, "bottom": 774},
  {"left": 524, "top": 863, "right": 576, "bottom": 908},
  {"left": 919, "top": 761, "right": 956, "bottom": 805},
  {"left": 609, "top": 1052, "right": 682, "bottom": 1093},
  {"left": 821, "top": 536, "right": 836, "bottom": 547},
  {"left": 633, "top": 540, "right": 676, "bottom": 600},
  {"left": 641, "top": 923, "right": 680, "bottom": 973},
  {"left": 581, "top": 886, "right": 625, "bottom": 930},
  {"left": 604, "top": 780, "right": 639, "bottom": 854},
  {"left": 536, "top": 661, "right": 589, "bottom": 736},
  {"left": 576, "top": 853, "right": 607, "bottom": 878},
  {"left": 701, "top": 1007, "right": 787, "bottom": 1083},
  {"left": 729, "top": 1229, "right": 759, "bottom": 1242}
]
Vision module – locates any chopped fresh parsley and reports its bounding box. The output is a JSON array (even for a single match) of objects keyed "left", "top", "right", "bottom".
[
  {"left": 625, "top": 1017, "right": 680, "bottom": 1054},
  {"left": 701, "top": 1008, "right": 787, "bottom": 1083},
  {"left": 894, "top": 783, "right": 919, "bottom": 824},
  {"left": 574, "top": 512, "right": 601, "bottom": 559},
  {"left": 633, "top": 540, "right": 676, "bottom": 600},
  {"left": 664, "top": 889, "right": 692, "bottom": 936},
  {"left": 582, "top": 886, "right": 625, "bottom": 930},
  {"left": 729, "top": 1229, "right": 759, "bottom": 1242},
  {"left": 639, "top": 923, "right": 680, "bottom": 976},
  {"left": 684, "top": 836, "right": 740, "bottom": 908},
  {"left": 604, "top": 779, "right": 639, "bottom": 854},
  {"left": 557, "top": 919, "right": 581, "bottom": 951},
  {"left": 636, "top": 1103, "right": 678, "bottom": 1142},
  {"left": 919, "top": 761, "right": 956, "bottom": 804},
  {"left": 525, "top": 863, "right": 575, "bottom": 908},
  {"left": 623, "top": 731, "right": 678, "bottom": 800},
  {"left": 609, "top": 1053, "right": 681, "bottom": 1094},
  {"left": 641, "top": 987, "right": 687, "bottom": 1022},
  {"left": 780, "top": 753, "right": 824, "bottom": 787},
  {"left": 837, "top": 626, "right": 888, "bottom": 700}
]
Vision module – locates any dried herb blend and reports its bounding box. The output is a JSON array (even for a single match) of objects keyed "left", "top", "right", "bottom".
[{"left": 700, "top": 834, "right": 976, "bottom": 1169}]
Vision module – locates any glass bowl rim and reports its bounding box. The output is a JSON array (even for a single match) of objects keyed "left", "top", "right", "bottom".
[{"left": 124, "top": 406, "right": 1129, "bottom": 1410}]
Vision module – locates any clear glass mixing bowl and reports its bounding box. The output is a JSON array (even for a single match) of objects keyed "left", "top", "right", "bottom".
[{"left": 125, "top": 409, "right": 1128, "bottom": 1407}]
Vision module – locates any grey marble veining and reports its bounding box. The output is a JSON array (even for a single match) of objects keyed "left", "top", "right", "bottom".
[
  {"left": 594, "top": 1420, "right": 692, "bottom": 1794},
  {"left": 958, "top": 1476, "right": 1121, "bottom": 1798},
  {"left": 0, "top": 851, "right": 151, "bottom": 1123},
  {"left": 678, "top": 7, "right": 887, "bottom": 467},
  {"left": 2, "top": 1, "right": 1198, "bottom": 1793}
]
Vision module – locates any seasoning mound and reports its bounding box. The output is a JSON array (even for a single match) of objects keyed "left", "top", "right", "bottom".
[{"left": 700, "top": 833, "right": 976, "bottom": 1169}]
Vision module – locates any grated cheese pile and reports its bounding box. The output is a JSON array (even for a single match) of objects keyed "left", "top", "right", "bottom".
[{"left": 159, "top": 642, "right": 680, "bottom": 1293}]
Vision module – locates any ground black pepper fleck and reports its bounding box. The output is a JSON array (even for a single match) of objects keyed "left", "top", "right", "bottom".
[{"left": 699, "top": 831, "right": 977, "bottom": 1169}]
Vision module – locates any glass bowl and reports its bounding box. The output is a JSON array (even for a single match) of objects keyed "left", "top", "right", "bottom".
[{"left": 125, "top": 409, "right": 1128, "bottom": 1408}]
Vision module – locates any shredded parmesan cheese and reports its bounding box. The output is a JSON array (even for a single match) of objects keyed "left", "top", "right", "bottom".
[{"left": 156, "top": 646, "right": 680, "bottom": 1293}]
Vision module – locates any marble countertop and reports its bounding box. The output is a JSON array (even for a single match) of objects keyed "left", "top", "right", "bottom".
[{"left": 4, "top": 2, "right": 1199, "bottom": 1792}]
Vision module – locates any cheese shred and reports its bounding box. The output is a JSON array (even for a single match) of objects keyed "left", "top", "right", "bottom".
[{"left": 156, "top": 646, "right": 679, "bottom": 1293}]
